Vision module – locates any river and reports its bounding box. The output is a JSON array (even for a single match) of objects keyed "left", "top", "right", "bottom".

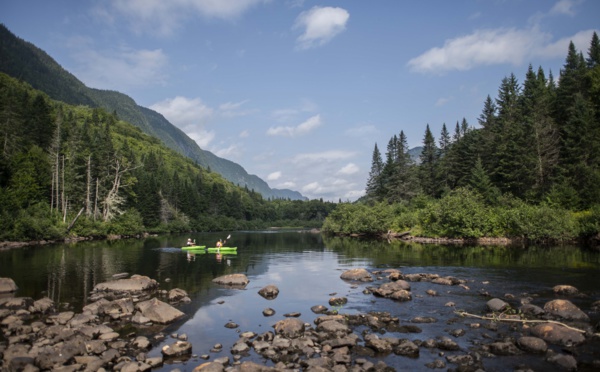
[{"left": 1, "top": 230, "right": 599, "bottom": 371}]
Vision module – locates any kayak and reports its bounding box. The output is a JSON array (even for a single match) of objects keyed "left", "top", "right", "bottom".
[
  {"left": 181, "top": 245, "right": 206, "bottom": 250},
  {"left": 186, "top": 249, "right": 237, "bottom": 256},
  {"left": 205, "top": 247, "right": 237, "bottom": 253}
]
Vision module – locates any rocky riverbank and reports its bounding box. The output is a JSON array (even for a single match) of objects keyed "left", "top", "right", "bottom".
[{"left": 1, "top": 267, "right": 599, "bottom": 371}]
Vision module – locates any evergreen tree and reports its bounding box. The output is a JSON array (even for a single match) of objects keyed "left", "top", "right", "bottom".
[
  {"left": 388, "top": 130, "right": 418, "bottom": 202},
  {"left": 437, "top": 123, "right": 452, "bottom": 192},
  {"left": 418, "top": 125, "right": 440, "bottom": 197},
  {"left": 520, "top": 64, "right": 560, "bottom": 199},
  {"left": 365, "top": 143, "right": 384, "bottom": 200},
  {"left": 586, "top": 31, "right": 600, "bottom": 68},
  {"left": 492, "top": 73, "right": 531, "bottom": 197},
  {"left": 469, "top": 157, "right": 500, "bottom": 205}
]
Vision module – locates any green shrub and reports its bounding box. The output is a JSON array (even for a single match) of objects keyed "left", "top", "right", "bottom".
[
  {"left": 499, "top": 203, "right": 577, "bottom": 241},
  {"left": 11, "top": 203, "right": 64, "bottom": 241},
  {"left": 573, "top": 205, "right": 600, "bottom": 238},
  {"left": 419, "top": 188, "right": 492, "bottom": 238},
  {"left": 107, "top": 209, "right": 145, "bottom": 235}
]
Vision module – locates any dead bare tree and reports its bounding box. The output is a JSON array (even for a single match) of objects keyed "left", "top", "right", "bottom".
[{"left": 102, "top": 157, "right": 140, "bottom": 222}]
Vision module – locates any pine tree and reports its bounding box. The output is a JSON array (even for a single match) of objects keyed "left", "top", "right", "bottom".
[
  {"left": 492, "top": 73, "right": 531, "bottom": 197},
  {"left": 418, "top": 125, "right": 440, "bottom": 197},
  {"left": 520, "top": 65, "right": 560, "bottom": 199},
  {"left": 365, "top": 143, "right": 384, "bottom": 200},
  {"left": 437, "top": 123, "right": 452, "bottom": 191},
  {"left": 469, "top": 157, "right": 500, "bottom": 204},
  {"left": 586, "top": 31, "right": 600, "bottom": 68},
  {"left": 388, "top": 130, "right": 418, "bottom": 202}
]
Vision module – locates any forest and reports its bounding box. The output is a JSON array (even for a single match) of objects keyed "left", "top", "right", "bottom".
[
  {"left": 323, "top": 33, "right": 600, "bottom": 244},
  {"left": 0, "top": 73, "right": 336, "bottom": 242}
]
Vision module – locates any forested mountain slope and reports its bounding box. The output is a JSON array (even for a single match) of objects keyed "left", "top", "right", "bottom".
[{"left": 0, "top": 24, "right": 305, "bottom": 201}]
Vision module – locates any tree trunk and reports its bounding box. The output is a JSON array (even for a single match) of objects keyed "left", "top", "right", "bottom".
[{"left": 67, "top": 207, "right": 85, "bottom": 232}]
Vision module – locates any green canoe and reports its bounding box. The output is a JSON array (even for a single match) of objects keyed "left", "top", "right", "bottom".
[
  {"left": 205, "top": 247, "right": 237, "bottom": 253},
  {"left": 186, "top": 249, "right": 237, "bottom": 256},
  {"left": 181, "top": 245, "right": 206, "bottom": 250}
]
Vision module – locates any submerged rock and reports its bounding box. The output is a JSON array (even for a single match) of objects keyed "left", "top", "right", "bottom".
[
  {"left": 340, "top": 268, "right": 373, "bottom": 282},
  {"left": 211, "top": 274, "right": 249, "bottom": 288}
]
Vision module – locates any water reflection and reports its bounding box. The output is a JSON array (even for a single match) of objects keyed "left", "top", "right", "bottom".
[{"left": 1, "top": 232, "right": 599, "bottom": 370}]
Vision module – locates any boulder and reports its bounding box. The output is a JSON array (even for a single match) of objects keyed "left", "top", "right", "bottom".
[
  {"left": 340, "top": 268, "right": 373, "bottom": 282},
  {"left": 273, "top": 318, "right": 305, "bottom": 339},
  {"left": 135, "top": 298, "right": 184, "bottom": 324},
  {"left": 486, "top": 298, "right": 510, "bottom": 312},
  {"left": 552, "top": 285, "right": 579, "bottom": 295},
  {"left": 258, "top": 285, "right": 279, "bottom": 299},
  {"left": 211, "top": 274, "right": 249, "bottom": 288},
  {"left": 531, "top": 323, "right": 586, "bottom": 346},
  {"left": 168, "top": 288, "right": 188, "bottom": 302},
  {"left": 30, "top": 297, "right": 54, "bottom": 313},
  {"left": 517, "top": 336, "right": 547, "bottom": 353},
  {"left": 161, "top": 341, "right": 192, "bottom": 357},
  {"left": 0, "top": 277, "right": 18, "bottom": 293},
  {"left": 488, "top": 341, "right": 521, "bottom": 356},
  {"left": 317, "top": 320, "right": 351, "bottom": 338},
  {"left": 543, "top": 299, "right": 589, "bottom": 321},
  {"left": 93, "top": 275, "right": 158, "bottom": 292}
]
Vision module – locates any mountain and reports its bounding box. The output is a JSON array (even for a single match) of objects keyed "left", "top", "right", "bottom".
[{"left": 0, "top": 24, "right": 306, "bottom": 201}]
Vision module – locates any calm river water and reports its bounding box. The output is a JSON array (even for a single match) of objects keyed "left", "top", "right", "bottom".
[{"left": 1, "top": 230, "right": 599, "bottom": 371}]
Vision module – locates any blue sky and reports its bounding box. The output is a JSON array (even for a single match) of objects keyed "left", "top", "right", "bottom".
[{"left": 2, "top": 0, "right": 598, "bottom": 202}]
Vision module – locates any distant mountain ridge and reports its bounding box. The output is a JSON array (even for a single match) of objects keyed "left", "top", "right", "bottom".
[{"left": 0, "top": 24, "right": 306, "bottom": 201}]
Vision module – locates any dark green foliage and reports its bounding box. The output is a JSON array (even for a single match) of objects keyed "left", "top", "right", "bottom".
[
  {"left": 0, "top": 73, "right": 337, "bottom": 241},
  {"left": 419, "top": 187, "right": 493, "bottom": 238},
  {"left": 324, "top": 33, "right": 600, "bottom": 243}
]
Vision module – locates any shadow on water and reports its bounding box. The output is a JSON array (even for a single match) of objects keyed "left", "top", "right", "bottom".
[{"left": 1, "top": 231, "right": 599, "bottom": 371}]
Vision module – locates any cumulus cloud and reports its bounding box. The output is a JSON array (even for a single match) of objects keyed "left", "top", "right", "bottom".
[
  {"left": 103, "top": 0, "right": 269, "bottom": 36},
  {"left": 293, "top": 6, "right": 349, "bottom": 49},
  {"left": 267, "top": 114, "right": 322, "bottom": 137},
  {"left": 337, "top": 163, "right": 359, "bottom": 175},
  {"left": 291, "top": 150, "right": 355, "bottom": 164},
  {"left": 218, "top": 100, "right": 256, "bottom": 118},
  {"left": 277, "top": 181, "right": 297, "bottom": 188},
  {"left": 70, "top": 42, "right": 168, "bottom": 91},
  {"left": 214, "top": 144, "right": 239, "bottom": 158},
  {"left": 408, "top": 26, "right": 597, "bottom": 74},
  {"left": 267, "top": 171, "right": 282, "bottom": 181},
  {"left": 408, "top": 28, "right": 551, "bottom": 73},
  {"left": 550, "top": 0, "right": 578, "bottom": 16},
  {"left": 150, "top": 96, "right": 215, "bottom": 147}
]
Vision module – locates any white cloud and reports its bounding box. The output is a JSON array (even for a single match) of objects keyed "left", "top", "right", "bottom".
[
  {"left": 150, "top": 96, "right": 215, "bottom": 147},
  {"left": 105, "top": 0, "right": 269, "bottom": 36},
  {"left": 408, "top": 28, "right": 552, "bottom": 73},
  {"left": 267, "top": 171, "right": 282, "bottom": 181},
  {"left": 344, "top": 189, "right": 366, "bottom": 200},
  {"left": 291, "top": 150, "right": 355, "bottom": 164},
  {"left": 190, "top": 129, "right": 216, "bottom": 148},
  {"left": 550, "top": 0, "right": 578, "bottom": 16},
  {"left": 267, "top": 114, "right": 322, "bottom": 137},
  {"left": 277, "top": 181, "right": 297, "bottom": 188},
  {"left": 214, "top": 144, "right": 239, "bottom": 158},
  {"left": 408, "top": 26, "right": 599, "bottom": 74},
  {"left": 70, "top": 43, "right": 168, "bottom": 91},
  {"left": 218, "top": 100, "right": 256, "bottom": 118},
  {"left": 239, "top": 130, "right": 250, "bottom": 138},
  {"left": 534, "top": 29, "right": 598, "bottom": 59},
  {"left": 293, "top": 6, "right": 349, "bottom": 50},
  {"left": 337, "top": 163, "right": 359, "bottom": 175}
]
